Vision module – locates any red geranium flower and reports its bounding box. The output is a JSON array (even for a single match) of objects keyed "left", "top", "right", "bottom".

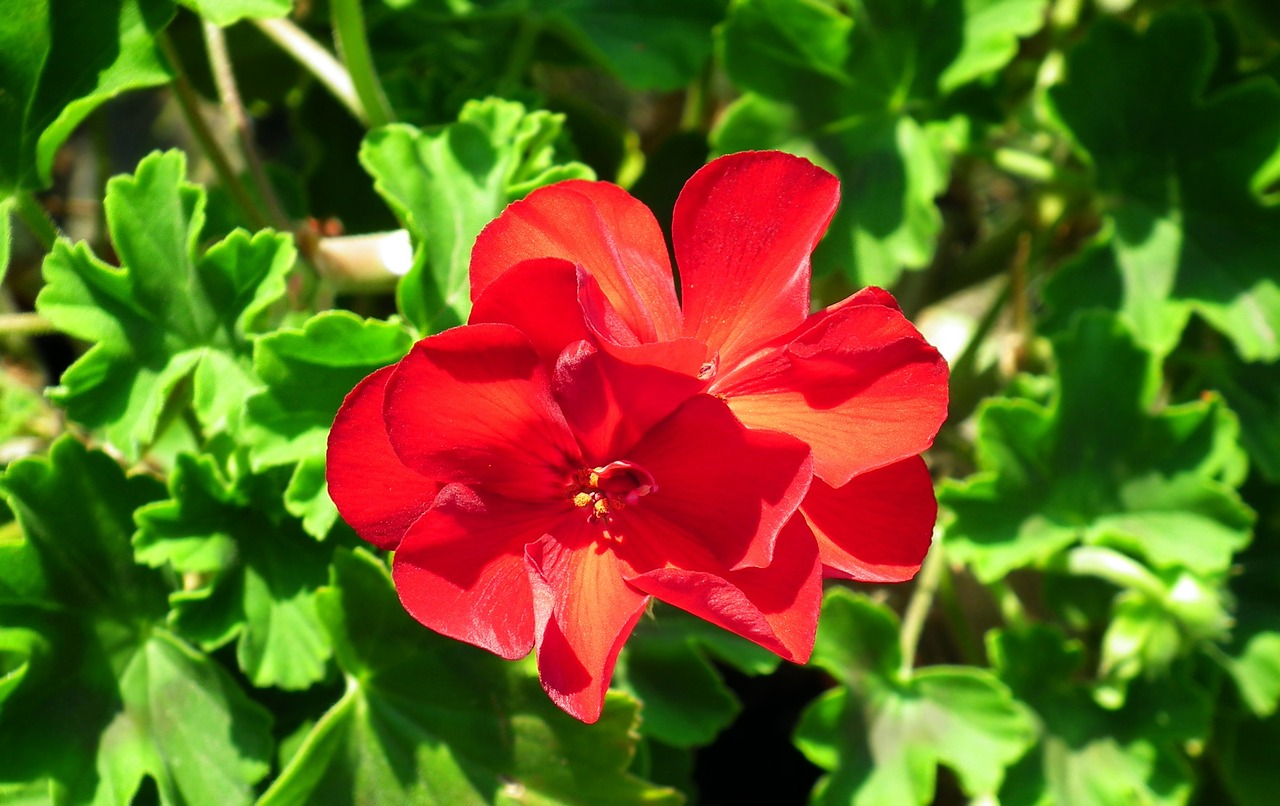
[
  {"left": 467, "top": 150, "right": 949, "bottom": 582},
  {"left": 329, "top": 325, "right": 821, "bottom": 722},
  {"left": 327, "top": 150, "right": 948, "bottom": 723}
]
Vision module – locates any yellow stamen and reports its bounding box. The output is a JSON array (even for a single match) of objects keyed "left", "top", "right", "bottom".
[{"left": 572, "top": 491, "right": 593, "bottom": 508}]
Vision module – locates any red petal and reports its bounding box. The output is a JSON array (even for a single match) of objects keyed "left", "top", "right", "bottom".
[
  {"left": 552, "top": 339, "right": 709, "bottom": 464},
  {"left": 627, "top": 517, "right": 821, "bottom": 662},
  {"left": 715, "top": 297, "right": 949, "bottom": 486},
  {"left": 612, "top": 395, "right": 812, "bottom": 572},
  {"left": 468, "top": 258, "right": 594, "bottom": 364},
  {"left": 392, "top": 484, "right": 557, "bottom": 658},
  {"left": 383, "top": 324, "right": 582, "bottom": 500},
  {"left": 327, "top": 364, "right": 437, "bottom": 550},
  {"left": 470, "top": 181, "right": 682, "bottom": 343},
  {"left": 801, "top": 456, "right": 937, "bottom": 582},
  {"left": 674, "top": 151, "right": 839, "bottom": 370},
  {"left": 527, "top": 529, "right": 650, "bottom": 723}
]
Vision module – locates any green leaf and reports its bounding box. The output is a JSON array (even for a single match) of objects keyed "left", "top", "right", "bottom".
[
  {"left": 239, "top": 310, "right": 412, "bottom": 538},
  {"left": 1211, "top": 709, "right": 1280, "bottom": 806},
  {"left": 0, "top": 196, "right": 12, "bottom": 285},
  {"left": 795, "top": 588, "right": 1036, "bottom": 804},
  {"left": 616, "top": 607, "right": 780, "bottom": 749},
  {"left": 1203, "top": 352, "right": 1280, "bottom": 482},
  {"left": 716, "top": 0, "right": 1044, "bottom": 286},
  {"left": 179, "top": 0, "right": 291, "bottom": 26},
  {"left": 0, "top": 0, "right": 174, "bottom": 194},
  {"left": 360, "top": 97, "right": 594, "bottom": 331},
  {"left": 940, "top": 313, "right": 1253, "bottom": 582},
  {"left": 992, "top": 625, "right": 1210, "bottom": 806},
  {"left": 261, "top": 549, "right": 682, "bottom": 805},
  {"left": 36, "top": 150, "right": 294, "bottom": 457},
  {"left": 134, "top": 453, "right": 332, "bottom": 690},
  {"left": 1045, "top": 11, "right": 1280, "bottom": 360},
  {"left": 0, "top": 438, "right": 272, "bottom": 803},
  {"left": 530, "top": 0, "right": 725, "bottom": 91}
]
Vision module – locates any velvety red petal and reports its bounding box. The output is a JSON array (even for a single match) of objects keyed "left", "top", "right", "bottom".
[
  {"left": 383, "top": 323, "right": 582, "bottom": 501},
  {"left": 674, "top": 151, "right": 839, "bottom": 370},
  {"left": 327, "top": 364, "right": 437, "bottom": 550},
  {"left": 468, "top": 257, "right": 593, "bottom": 364},
  {"left": 715, "top": 298, "right": 949, "bottom": 486},
  {"left": 627, "top": 517, "right": 821, "bottom": 662},
  {"left": 470, "top": 181, "right": 682, "bottom": 343},
  {"left": 527, "top": 529, "right": 650, "bottom": 723},
  {"left": 552, "top": 339, "right": 710, "bottom": 464},
  {"left": 801, "top": 456, "right": 937, "bottom": 582},
  {"left": 612, "top": 395, "right": 812, "bottom": 572},
  {"left": 393, "top": 484, "right": 562, "bottom": 658}
]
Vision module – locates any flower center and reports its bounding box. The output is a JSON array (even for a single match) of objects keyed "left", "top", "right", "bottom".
[{"left": 569, "top": 460, "right": 656, "bottom": 541}]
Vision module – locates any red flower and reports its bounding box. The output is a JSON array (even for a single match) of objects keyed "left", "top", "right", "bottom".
[
  {"left": 327, "top": 150, "right": 948, "bottom": 723},
  {"left": 468, "top": 150, "right": 949, "bottom": 582},
  {"left": 329, "top": 324, "right": 819, "bottom": 722}
]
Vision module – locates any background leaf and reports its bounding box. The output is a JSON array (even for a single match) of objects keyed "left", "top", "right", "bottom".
[
  {"left": 360, "top": 97, "right": 594, "bottom": 331},
  {"left": 261, "top": 549, "right": 682, "bottom": 805},
  {"left": 0, "top": 0, "right": 174, "bottom": 194}
]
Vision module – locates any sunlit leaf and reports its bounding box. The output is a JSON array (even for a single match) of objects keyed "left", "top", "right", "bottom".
[
  {"left": 941, "top": 313, "right": 1253, "bottom": 582},
  {"left": 360, "top": 97, "right": 593, "bottom": 330},
  {"left": 795, "top": 588, "right": 1035, "bottom": 804},
  {"left": 240, "top": 310, "right": 413, "bottom": 538},
  {"left": 36, "top": 150, "right": 294, "bottom": 457}
]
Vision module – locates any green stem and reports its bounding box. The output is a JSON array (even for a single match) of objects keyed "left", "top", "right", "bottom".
[
  {"left": 1066, "top": 546, "right": 1166, "bottom": 601},
  {"left": 12, "top": 192, "right": 61, "bottom": 250},
  {"left": 936, "top": 559, "right": 986, "bottom": 666},
  {"left": 899, "top": 535, "right": 945, "bottom": 676},
  {"left": 0, "top": 312, "right": 57, "bottom": 337},
  {"left": 497, "top": 17, "right": 540, "bottom": 94},
  {"left": 252, "top": 18, "right": 365, "bottom": 124},
  {"left": 203, "top": 20, "right": 292, "bottom": 231},
  {"left": 160, "top": 34, "right": 270, "bottom": 231},
  {"left": 330, "top": 0, "right": 395, "bottom": 128}
]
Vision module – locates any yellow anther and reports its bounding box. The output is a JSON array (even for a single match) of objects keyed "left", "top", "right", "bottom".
[
  {"left": 588, "top": 471, "right": 601, "bottom": 487},
  {"left": 572, "top": 491, "right": 593, "bottom": 508},
  {"left": 592, "top": 498, "right": 611, "bottom": 518}
]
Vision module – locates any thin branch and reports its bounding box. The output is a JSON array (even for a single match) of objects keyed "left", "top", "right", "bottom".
[
  {"left": 203, "top": 20, "right": 292, "bottom": 231},
  {"left": 330, "top": 0, "right": 395, "bottom": 127},
  {"left": 899, "top": 532, "right": 945, "bottom": 677},
  {"left": 12, "top": 193, "right": 62, "bottom": 250},
  {"left": 160, "top": 34, "right": 270, "bottom": 231},
  {"left": 252, "top": 18, "right": 366, "bottom": 124},
  {"left": 0, "top": 312, "right": 57, "bottom": 337}
]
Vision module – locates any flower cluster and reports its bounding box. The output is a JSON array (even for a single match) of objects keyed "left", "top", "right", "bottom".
[{"left": 327, "top": 151, "right": 949, "bottom": 722}]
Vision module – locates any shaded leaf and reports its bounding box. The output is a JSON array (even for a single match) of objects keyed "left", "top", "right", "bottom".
[
  {"left": 261, "top": 549, "right": 682, "bottom": 805},
  {"left": 134, "top": 453, "right": 332, "bottom": 690},
  {"left": 1045, "top": 11, "right": 1280, "bottom": 360},
  {"left": 716, "top": 0, "right": 1045, "bottom": 286},
  {"left": 0, "top": 0, "right": 174, "bottom": 194},
  {"left": 992, "top": 625, "right": 1210, "bottom": 806},
  {"left": 0, "top": 438, "right": 272, "bottom": 803}
]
